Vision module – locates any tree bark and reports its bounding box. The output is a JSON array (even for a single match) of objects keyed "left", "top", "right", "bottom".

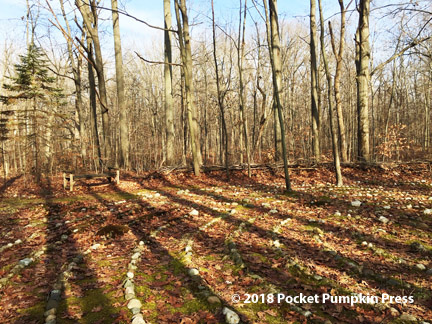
[
  {"left": 310, "top": 0, "right": 320, "bottom": 162},
  {"left": 265, "top": 0, "right": 291, "bottom": 191},
  {"left": 111, "top": 0, "right": 129, "bottom": 168},
  {"left": 175, "top": 0, "right": 201, "bottom": 176},
  {"left": 211, "top": 0, "right": 230, "bottom": 179},
  {"left": 355, "top": 0, "right": 371, "bottom": 162},
  {"left": 76, "top": 0, "right": 111, "bottom": 165},
  {"left": 164, "top": 0, "right": 175, "bottom": 166},
  {"left": 318, "top": 0, "right": 343, "bottom": 185},
  {"left": 329, "top": 0, "right": 348, "bottom": 162}
]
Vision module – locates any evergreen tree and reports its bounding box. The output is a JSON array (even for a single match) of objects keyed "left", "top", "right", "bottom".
[{"left": 1, "top": 44, "right": 64, "bottom": 177}]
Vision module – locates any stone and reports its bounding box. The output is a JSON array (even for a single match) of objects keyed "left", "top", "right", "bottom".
[
  {"left": 222, "top": 307, "right": 240, "bottom": 324},
  {"left": 127, "top": 299, "right": 142, "bottom": 309},
  {"left": 399, "top": 313, "right": 417, "bottom": 321},
  {"left": 125, "top": 293, "right": 135, "bottom": 300},
  {"left": 44, "top": 309, "right": 56, "bottom": 316},
  {"left": 230, "top": 209, "right": 237, "bottom": 215},
  {"left": 19, "top": 258, "right": 33, "bottom": 267},
  {"left": 415, "top": 263, "right": 426, "bottom": 271},
  {"left": 418, "top": 222, "right": 429, "bottom": 230},
  {"left": 46, "top": 314, "right": 56, "bottom": 322},
  {"left": 269, "top": 209, "right": 278, "bottom": 214},
  {"left": 334, "top": 211, "right": 341, "bottom": 217},
  {"left": 46, "top": 299, "right": 59, "bottom": 311},
  {"left": 131, "top": 307, "right": 141, "bottom": 315},
  {"left": 361, "top": 241, "right": 368, "bottom": 246},
  {"left": 124, "top": 279, "right": 134, "bottom": 289},
  {"left": 207, "top": 296, "right": 221, "bottom": 304},
  {"left": 14, "top": 239, "right": 22, "bottom": 244},
  {"left": 125, "top": 286, "right": 135, "bottom": 295},
  {"left": 424, "top": 209, "right": 432, "bottom": 215},
  {"left": 61, "top": 235, "right": 68, "bottom": 241},
  {"left": 50, "top": 290, "right": 62, "bottom": 301},
  {"left": 132, "top": 314, "right": 146, "bottom": 324},
  {"left": 188, "top": 268, "right": 199, "bottom": 276},
  {"left": 189, "top": 209, "right": 199, "bottom": 216},
  {"left": 383, "top": 205, "right": 391, "bottom": 210},
  {"left": 410, "top": 242, "right": 426, "bottom": 252},
  {"left": 7, "top": 243, "right": 13, "bottom": 247},
  {"left": 389, "top": 307, "right": 399, "bottom": 316},
  {"left": 131, "top": 252, "right": 141, "bottom": 260},
  {"left": 351, "top": 200, "right": 362, "bottom": 207},
  {"left": 90, "top": 243, "right": 101, "bottom": 250},
  {"left": 127, "top": 271, "right": 134, "bottom": 279},
  {"left": 378, "top": 216, "right": 389, "bottom": 224}
]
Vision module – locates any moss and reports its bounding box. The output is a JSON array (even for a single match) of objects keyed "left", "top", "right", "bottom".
[
  {"left": 18, "top": 300, "right": 45, "bottom": 320},
  {"left": 60, "top": 288, "right": 121, "bottom": 324}
]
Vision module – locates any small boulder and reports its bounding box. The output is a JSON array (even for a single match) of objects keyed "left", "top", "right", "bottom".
[
  {"left": 415, "top": 263, "right": 426, "bottom": 271},
  {"left": 188, "top": 268, "right": 199, "bottom": 276},
  {"left": 207, "top": 296, "right": 221, "bottom": 304},
  {"left": 351, "top": 200, "right": 362, "bottom": 207},
  {"left": 222, "top": 307, "right": 240, "bottom": 324},
  {"left": 127, "top": 299, "right": 142, "bottom": 309},
  {"left": 189, "top": 209, "right": 199, "bottom": 216}
]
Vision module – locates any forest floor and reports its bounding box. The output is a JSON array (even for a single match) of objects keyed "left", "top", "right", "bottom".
[{"left": 0, "top": 164, "right": 432, "bottom": 324}]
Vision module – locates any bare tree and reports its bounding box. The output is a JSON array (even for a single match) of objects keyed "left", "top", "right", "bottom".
[
  {"left": 164, "top": 0, "right": 175, "bottom": 166},
  {"left": 310, "top": 0, "right": 320, "bottom": 162},
  {"left": 174, "top": 0, "right": 201, "bottom": 175},
  {"left": 264, "top": 0, "right": 291, "bottom": 191},
  {"left": 355, "top": 0, "right": 371, "bottom": 162},
  {"left": 318, "top": 0, "right": 343, "bottom": 185},
  {"left": 111, "top": 0, "right": 129, "bottom": 168}
]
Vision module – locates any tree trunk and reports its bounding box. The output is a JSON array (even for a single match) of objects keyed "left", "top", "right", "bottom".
[
  {"left": 355, "top": 0, "right": 371, "bottom": 162},
  {"left": 175, "top": 0, "right": 201, "bottom": 176},
  {"left": 76, "top": 0, "right": 111, "bottom": 165},
  {"left": 265, "top": 0, "right": 291, "bottom": 191},
  {"left": 318, "top": 0, "right": 343, "bottom": 185},
  {"left": 164, "top": 0, "right": 175, "bottom": 166},
  {"left": 111, "top": 0, "right": 129, "bottom": 168},
  {"left": 237, "top": 0, "right": 251, "bottom": 177},
  {"left": 329, "top": 0, "right": 348, "bottom": 162},
  {"left": 211, "top": 0, "right": 230, "bottom": 179},
  {"left": 310, "top": 0, "right": 320, "bottom": 162}
]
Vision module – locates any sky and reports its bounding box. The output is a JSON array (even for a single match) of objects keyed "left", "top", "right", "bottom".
[{"left": 0, "top": 0, "right": 339, "bottom": 48}]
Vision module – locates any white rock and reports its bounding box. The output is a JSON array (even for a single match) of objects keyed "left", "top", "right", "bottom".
[
  {"left": 14, "top": 239, "right": 22, "bottom": 245},
  {"left": 273, "top": 240, "right": 281, "bottom": 248},
  {"left": 189, "top": 209, "right": 199, "bottom": 216},
  {"left": 127, "top": 299, "right": 142, "bottom": 309},
  {"left": 127, "top": 271, "right": 134, "bottom": 279},
  {"left": 19, "top": 258, "right": 33, "bottom": 267},
  {"left": 222, "top": 307, "right": 240, "bottom": 324},
  {"left": 424, "top": 209, "right": 432, "bottom": 215},
  {"left": 334, "top": 211, "right": 341, "bottom": 217},
  {"left": 230, "top": 209, "right": 237, "bottom": 215},
  {"left": 383, "top": 206, "right": 391, "bottom": 210},
  {"left": 131, "top": 253, "right": 141, "bottom": 260},
  {"left": 361, "top": 241, "right": 368, "bottom": 246},
  {"left": 269, "top": 209, "right": 278, "bottom": 214},
  {"left": 378, "top": 216, "right": 389, "bottom": 224},
  {"left": 7, "top": 243, "right": 13, "bottom": 248},
  {"left": 132, "top": 315, "right": 146, "bottom": 324},
  {"left": 188, "top": 268, "right": 199, "bottom": 276},
  {"left": 351, "top": 200, "right": 362, "bottom": 207},
  {"left": 415, "top": 263, "right": 426, "bottom": 271},
  {"left": 91, "top": 243, "right": 101, "bottom": 250}
]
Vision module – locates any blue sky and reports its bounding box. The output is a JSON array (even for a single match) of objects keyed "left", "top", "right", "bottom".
[{"left": 0, "top": 0, "right": 339, "bottom": 47}]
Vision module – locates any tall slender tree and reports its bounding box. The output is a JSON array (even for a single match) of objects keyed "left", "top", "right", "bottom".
[
  {"left": 174, "top": 0, "right": 201, "bottom": 175},
  {"left": 111, "top": 0, "right": 129, "bottom": 168},
  {"left": 164, "top": 0, "right": 175, "bottom": 166},
  {"left": 310, "top": 0, "right": 320, "bottom": 162},
  {"left": 356, "top": 0, "right": 371, "bottom": 162},
  {"left": 264, "top": 0, "right": 291, "bottom": 191}
]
